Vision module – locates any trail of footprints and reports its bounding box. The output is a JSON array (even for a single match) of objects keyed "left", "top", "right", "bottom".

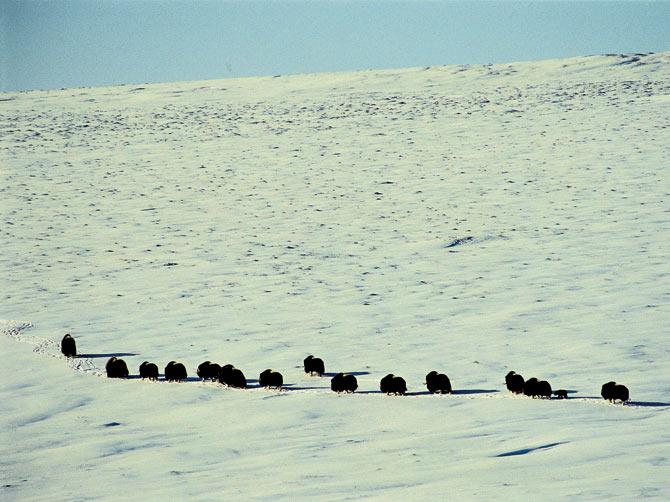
[{"left": 3, "top": 322, "right": 632, "bottom": 405}]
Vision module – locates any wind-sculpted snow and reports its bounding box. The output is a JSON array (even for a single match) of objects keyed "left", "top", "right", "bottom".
[{"left": 1, "top": 53, "right": 669, "bottom": 499}]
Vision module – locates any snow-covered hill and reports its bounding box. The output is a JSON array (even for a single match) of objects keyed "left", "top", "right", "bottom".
[{"left": 2, "top": 52, "right": 669, "bottom": 500}]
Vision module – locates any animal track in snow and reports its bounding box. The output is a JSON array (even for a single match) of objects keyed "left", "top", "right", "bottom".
[{"left": 1, "top": 320, "right": 103, "bottom": 377}]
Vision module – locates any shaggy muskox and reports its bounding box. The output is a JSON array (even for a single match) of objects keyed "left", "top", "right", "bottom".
[
  {"left": 139, "top": 361, "right": 159, "bottom": 380},
  {"left": 259, "top": 369, "right": 283, "bottom": 389},
  {"left": 553, "top": 389, "right": 568, "bottom": 399},
  {"left": 106, "top": 357, "right": 129, "bottom": 378},
  {"left": 601, "top": 381, "right": 630, "bottom": 404},
  {"left": 218, "top": 364, "right": 234, "bottom": 383},
  {"left": 303, "top": 355, "right": 325, "bottom": 376},
  {"left": 523, "top": 377, "right": 539, "bottom": 397},
  {"left": 197, "top": 361, "right": 221, "bottom": 381},
  {"left": 537, "top": 380, "right": 552, "bottom": 399},
  {"left": 218, "top": 364, "right": 247, "bottom": 388},
  {"left": 523, "top": 377, "right": 552, "bottom": 398},
  {"left": 380, "top": 374, "right": 407, "bottom": 395},
  {"left": 425, "top": 371, "right": 452, "bottom": 394},
  {"left": 505, "top": 371, "right": 525, "bottom": 394},
  {"left": 60, "top": 334, "right": 77, "bottom": 357},
  {"left": 164, "top": 361, "right": 188, "bottom": 382},
  {"left": 330, "top": 373, "right": 358, "bottom": 393}
]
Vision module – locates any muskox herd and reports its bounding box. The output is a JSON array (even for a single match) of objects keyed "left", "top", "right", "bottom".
[
  {"left": 505, "top": 371, "right": 554, "bottom": 399},
  {"left": 61, "top": 335, "right": 630, "bottom": 403},
  {"left": 505, "top": 370, "right": 629, "bottom": 404}
]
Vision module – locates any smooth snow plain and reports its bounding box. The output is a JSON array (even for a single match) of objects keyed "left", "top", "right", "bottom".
[{"left": 1, "top": 53, "right": 669, "bottom": 500}]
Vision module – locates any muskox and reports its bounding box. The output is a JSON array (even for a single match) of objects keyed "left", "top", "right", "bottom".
[
  {"left": 106, "top": 357, "right": 129, "bottom": 378},
  {"left": 380, "top": 374, "right": 407, "bottom": 395},
  {"left": 601, "top": 381, "right": 630, "bottom": 404},
  {"left": 553, "top": 389, "right": 568, "bottom": 399},
  {"left": 331, "top": 373, "right": 358, "bottom": 393},
  {"left": 218, "top": 364, "right": 234, "bottom": 383},
  {"left": 164, "top": 361, "right": 188, "bottom": 382},
  {"left": 505, "top": 371, "right": 525, "bottom": 394},
  {"left": 139, "top": 361, "right": 159, "bottom": 380},
  {"left": 304, "top": 355, "right": 325, "bottom": 376},
  {"left": 425, "top": 371, "right": 452, "bottom": 394},
  {"left": 197, "top": 361, "right": 221, "bottom": 381},
  {"left": 523, "top": 377, "right": 552, "bottom": 398},
  {"left": 208, "top": 363, "right": 221, "bottom": 380},
  {"left": 523, "top": 377, "right": 539, "bottom": 397},
  {"left": 259, "top": 369, "right": 283, "bottom": 389},
  {"left": 218, "top": 364, "right": 246, "bottom": 389},
  {"left": 537, "top": 380, "right": 552, "bottom": 399},
  {"left": 60, "top": 334, "right": 77, "bottom": 357}
]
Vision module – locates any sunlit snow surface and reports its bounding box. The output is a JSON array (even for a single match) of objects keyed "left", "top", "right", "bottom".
[{"left": 2, "top": 53, "right": 669, "bottom": 500}]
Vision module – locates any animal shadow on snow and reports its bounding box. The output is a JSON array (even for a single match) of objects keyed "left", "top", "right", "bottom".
[
  {"left": 323, "top": 371, "right": 370, "bottom": 377},
  {"left": 79, "top": 352, "right": 138, "bottom": 358},
  {"left": 576, "top": 395, "right": 670, "bottom": 407},
  {"left": 452, "top": 389, "right": 499, "bottom": 395},
  {"left": 282, "top": 383, "right": 330, "bottom": 391},
  {"left": 625, "top": 400, "right": 670, "bottom": 408}
]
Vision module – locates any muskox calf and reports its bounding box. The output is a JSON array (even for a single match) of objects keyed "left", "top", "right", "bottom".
[
  {"left": 164, "top": 361, "right": 188, "bottom": 382},
  {"left": 553, "top": 389, "right": 568, "bottom": 399},
  {"left": 505, "top": 371, "right": 525, "bottom": 394},
  {"left": 259, "top": 369, "right": 283, "bottom": 389},
  {"left": 380, "top": 374, "right": 407, "bottom": 395},
  {"left": 106, "top": 357, "right": 129, "bottom": 378},
  {"left": 197, "top": 361, "right": 221, "bottom": 381},
  {"left": 218, "top": 364, "right": 247, "bottom": 389},
  {"left": 139, "top": 361, "right": 159, "bottom": 380},
  {"left": 601, "top": 381, "right": 630, "bottom": 404},
  {"left": 426, "top": 371, "right": 452, "bottom": 394},
  {"left": 304, "top": 355, "right": 325, "bottom": 376},
  {"left": 60, "top": 334, "right": 77, "bottom": 357},
  {"left": 331, "top": 373, "right": 358, "bottom": 393}
]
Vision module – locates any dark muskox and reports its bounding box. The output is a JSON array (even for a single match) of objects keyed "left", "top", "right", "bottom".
[
  {"left": 208, "top": 362, "right": 221, "bottom": 380},
  {"left": 139, "top": 361, "right": 159, "bottom": 380},
  {"left": 343, "top": 374, "right": 358, "bottom": 393},
  {"left": 218, "top": 364, "right": 247, "bottom": 389},
  {"left": 330, "top": 373, "right": 358, "bottom": 393},
  {"left": 228, "top": 368, "right": 247, "bottom": 389},
  {"left": 380, "top": 374, "right": 394, "bottom": 394},
  {"left": 553, "top": 389, "right": 568, "bottom": 399},
  {"left": 164, "top": 361, "right": 188, "bottom": 382},
  {"left": 304, "top": 355, "right": 325, "bottom": 376},
  {"left": 259, "top": 369, "right": 283, "bottom": 389},
  {"left": 523, "top": 377, "right": 552, "bottom": 398},
  {"left": 537, "top": 380, "right": 552, "bottom": 399},
  {"left": 380, "top": 374, "right": 407, "bottom": 395},
  {"left": 218, "top": 364, "right": 234, "bottom": 384},
  {"left": 197, "top": 361, "right": 221, "bottom": 381},
  {"left": 601, "top": 381, "right": 630, "bottom": 404},
  {"left": 505, "top": 371, "right": 525, "bottom": 394},
  {"left": 426, "top": 371, "right": 452, "bottom": 394},
  {"left": 60, "top": 334, "right": 77, "bottom": 357},
  {"left": 106, "top": 357, "right": 129, "bottom": 378},
  {"left": 523, "top": 377, "right": 539, "bottom": 397}
]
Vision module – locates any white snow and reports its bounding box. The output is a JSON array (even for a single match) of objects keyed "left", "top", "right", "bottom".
[{"left": 1, "top": 52, "right": 669, "bottom": 499}]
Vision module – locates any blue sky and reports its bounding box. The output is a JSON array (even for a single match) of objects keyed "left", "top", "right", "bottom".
[{"left": 2, "top": 1, "right": 669, "bottom": 92}]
